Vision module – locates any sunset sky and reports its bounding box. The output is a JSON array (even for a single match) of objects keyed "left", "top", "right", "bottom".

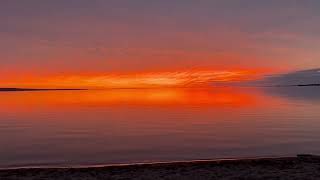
[{"left": 1, "top": 0, "right": 320, "bottom": 88}]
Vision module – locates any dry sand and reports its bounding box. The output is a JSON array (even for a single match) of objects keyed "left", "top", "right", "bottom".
[{"left": 1, "top": 155, "right": 320, "bottom": 180}]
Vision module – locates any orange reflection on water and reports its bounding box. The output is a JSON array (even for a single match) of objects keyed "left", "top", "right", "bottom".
[{"left": 0, "top": 87, "right": 276, "bottom": 113}]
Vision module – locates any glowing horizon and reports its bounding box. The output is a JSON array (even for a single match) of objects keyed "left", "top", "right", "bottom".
[
  {"left": 1, "top": 1, "right": 319, "bottom": 88},
  {"left": 0, "top": 69, "right": 266, "bottom": 89},
  {"left": 1, "top": 1, "right": 320, "bottom": 80}
]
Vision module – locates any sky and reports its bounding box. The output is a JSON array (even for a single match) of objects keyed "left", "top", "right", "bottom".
[{"left": 1, "top": 0, "right": 320, "bottom": 88}]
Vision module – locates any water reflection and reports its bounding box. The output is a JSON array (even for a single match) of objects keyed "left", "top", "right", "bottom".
[
  {"left": 0, "top": 87, "right": 272, "bottom": 111},
  {"left": 262, "top": 86, "right": 320, "bottom": 102},
  {"left": 1, "top": 87, "right": 320, "bottom": 168}
]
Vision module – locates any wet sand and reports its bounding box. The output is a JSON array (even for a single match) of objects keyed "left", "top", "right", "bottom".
[{"left": 1, "top": 155, "right": 320, "bottom": 180}]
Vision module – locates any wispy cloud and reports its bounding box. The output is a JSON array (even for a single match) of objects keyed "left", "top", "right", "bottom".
[{"left": 0, "top": 70, "right": 261, "bottom": 88}]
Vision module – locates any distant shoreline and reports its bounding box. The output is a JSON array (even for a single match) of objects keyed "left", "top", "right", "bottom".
[
  {"left": 0, "top": 88, "right": 88, "bottom": 92},
  {"left": 296, "top": 84, "right": 320, "bottom": 87},
  {"left": 1, "top": 84, "right": 319, "bottom": 91},
  {"left": 1, "top": 155, "right": 320, "bottom": 179}
]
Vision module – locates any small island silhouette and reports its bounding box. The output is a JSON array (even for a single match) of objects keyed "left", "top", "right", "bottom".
[
  {"left": 0, "top": 88, "right": 87, "bottom": 91},
  {"left": 296, "top": 84, "right": 320, "bottom": 87}
]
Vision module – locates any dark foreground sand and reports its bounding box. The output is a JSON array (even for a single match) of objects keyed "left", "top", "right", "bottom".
[{"left": 1, "top": 155, "right": 320, "bottom": 180}]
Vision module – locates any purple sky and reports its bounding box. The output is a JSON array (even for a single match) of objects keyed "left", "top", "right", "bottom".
[{"left": 1, "top": 0, "right": 320, "bottom": 77}]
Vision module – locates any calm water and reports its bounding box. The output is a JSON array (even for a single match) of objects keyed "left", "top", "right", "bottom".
[{"left": 1, "top": 87, "right": 320, "bottom": 168}]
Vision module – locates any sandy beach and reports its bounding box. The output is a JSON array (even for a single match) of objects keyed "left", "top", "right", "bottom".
[{"left": 1, "top": 155, "right": 320, "bottom": 180}]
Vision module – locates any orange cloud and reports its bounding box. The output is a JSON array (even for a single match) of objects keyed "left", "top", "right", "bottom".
[{"left": 0, "top": 69, "right": 263, "bottom": 88}]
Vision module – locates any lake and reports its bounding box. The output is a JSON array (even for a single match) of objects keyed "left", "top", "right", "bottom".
[{"left": 1, "top": 86, "right": 320, "bottom": 168}]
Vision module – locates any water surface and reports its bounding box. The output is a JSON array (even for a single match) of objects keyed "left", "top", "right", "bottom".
[{"left": 1, "top": 87, "right": 320, "bottom": 168}]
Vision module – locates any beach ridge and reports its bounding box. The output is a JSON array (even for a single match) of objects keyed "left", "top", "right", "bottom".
[{"left": 1, "top": 155, "right": 320, "bottom": 179}]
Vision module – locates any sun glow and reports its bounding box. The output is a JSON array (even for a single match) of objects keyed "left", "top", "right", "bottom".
[{"left": 1, "top": 69, "right": 263, "bottom": 89}]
